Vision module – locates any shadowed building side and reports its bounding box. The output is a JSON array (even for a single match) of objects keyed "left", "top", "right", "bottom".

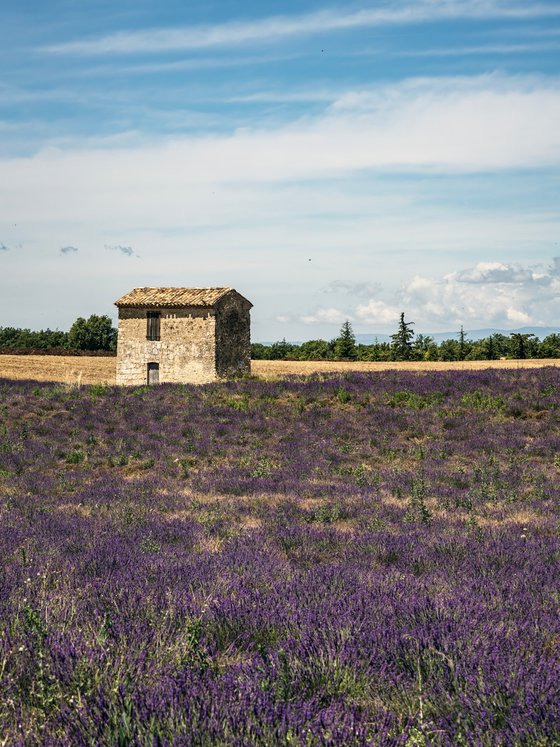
[{"left": 114, "top": 287, "right": 252, "bottom": 385}]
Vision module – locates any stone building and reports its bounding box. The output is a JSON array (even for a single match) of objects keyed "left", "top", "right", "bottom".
[{"left": 114, "top": 287, "right": 252, "bottom": 385}]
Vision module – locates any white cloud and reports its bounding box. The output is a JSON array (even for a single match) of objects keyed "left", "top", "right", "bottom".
[
  {"left": 227, "top": 89, "right": 336, "bottom": 104},
  {"left": 2, "top": 74, "right": 558, "bottom": 202},
  {"left": 506, "top": 307, "right": 531, "bottom": 323},
  {"left": 42, "top": 2, "right": 560, "bottom": 55},
  {"left": 356, "top": 299, "right": 401, "bottom": 325},
  {"left": 1, "top": 72, "right": 559, "bottom": 335},
  {"left": 298, "top": 258, "right": 560, "bottom": 333},
  {"left": 322, "top": 280, "right": 382, "bottom": 297},
  {"left": 384, "top": 259, "right": 560, "bottom": 329},
  {"left": 301, "top": 307, "right": 350, "bottom": 324},
  {"left": 455, "top": 261, "right": 540, "bottom": 284},
  {"left": 398, "top": 42, "right": 560, "bottom": 58}
]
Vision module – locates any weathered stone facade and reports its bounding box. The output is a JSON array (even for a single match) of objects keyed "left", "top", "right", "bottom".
[{"left": 115, "top": 288, "right": 252, "bottom": 386}]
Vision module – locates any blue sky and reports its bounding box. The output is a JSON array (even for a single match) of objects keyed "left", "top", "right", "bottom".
[{"left": 1, "top": 0, "right": 560, "bottom": 341}]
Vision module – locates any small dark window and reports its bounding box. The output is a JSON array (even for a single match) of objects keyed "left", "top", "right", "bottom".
[
  {"left": 147, "top": 311, "right": 160, "bottom": 340},
  {"left": 147, "top": 362, "right": 159, "bottom": 385}
]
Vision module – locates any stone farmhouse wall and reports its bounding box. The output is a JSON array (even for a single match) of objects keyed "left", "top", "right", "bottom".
[
  {"left": 115, "top": 291, "right": 252, "bottom": 386},
  {"left": 215, "top": 293, "right": 251, "bottom": 379}
]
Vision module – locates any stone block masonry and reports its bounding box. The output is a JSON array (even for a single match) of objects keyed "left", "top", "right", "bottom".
[{"left": 114, "top": 288, "right": 252, "bottom": 386}]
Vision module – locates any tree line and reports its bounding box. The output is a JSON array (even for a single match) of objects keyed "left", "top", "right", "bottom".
[
  {"left": 3, "top": 312, "right": 560, "bottom": 360},
  {"left": 0, "top": 315, "right": 117, "bottom": 353},
  {"left": 251, "top": 314, "right": 560, "bottom": 362}
]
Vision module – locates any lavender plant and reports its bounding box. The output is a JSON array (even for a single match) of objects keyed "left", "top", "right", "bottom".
[{"left": 1, "top": 369, "right": 559, "bottom": 745}]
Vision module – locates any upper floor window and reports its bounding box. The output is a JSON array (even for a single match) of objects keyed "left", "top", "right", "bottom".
[{"left": 147, "top": 311, "right": 161, "bottom": 340}]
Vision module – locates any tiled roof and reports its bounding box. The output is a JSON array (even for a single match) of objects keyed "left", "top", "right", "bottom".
[{"left": 115, "top": 287, "right": 238, "bottom": 308}]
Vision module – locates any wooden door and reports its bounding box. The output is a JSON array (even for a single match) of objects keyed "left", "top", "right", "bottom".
[{"left": 147, "top": 362, "right": 159, "bottom": 385}]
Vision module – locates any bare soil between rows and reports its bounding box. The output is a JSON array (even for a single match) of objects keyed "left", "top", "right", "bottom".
[{"left": 1, "top": 353, "right": 559, "bottom": 385}]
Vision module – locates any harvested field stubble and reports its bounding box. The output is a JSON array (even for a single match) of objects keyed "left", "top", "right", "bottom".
[
  {"left": 253, "top": 357, "right": 560, "bottom": 377},
  {"left": 0, "top": 354, "right": 116, "bottom": 384},
  {"left": 0, "top": 353, "right": 559, "bottom": 384},
  {"left": 1, "top": 368, "right": 560, "bottom": 744}
]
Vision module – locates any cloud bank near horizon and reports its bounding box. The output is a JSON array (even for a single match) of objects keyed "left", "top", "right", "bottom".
[{"left": 293, "top": 259, "right": 560, "bottom": 334}]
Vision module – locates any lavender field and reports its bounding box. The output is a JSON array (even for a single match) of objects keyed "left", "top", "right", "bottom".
[{"left": 1, "top": 369, "right": 560, "bottom": 746}]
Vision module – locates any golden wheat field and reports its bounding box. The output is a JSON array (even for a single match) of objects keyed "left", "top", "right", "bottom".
[{"left": 1, "top": 354, "right": 559, "bottom": 385}]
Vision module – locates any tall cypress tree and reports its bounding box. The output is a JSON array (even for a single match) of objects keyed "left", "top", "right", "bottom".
[
  {"left": 458, "top": 325, "right": 467, "bottom": 361},
  {"left": 391, "top": 312, "right": 415, "bottom": 361},
  {"left": 335, "top": 320, "right": 357, "bottom": 360}
]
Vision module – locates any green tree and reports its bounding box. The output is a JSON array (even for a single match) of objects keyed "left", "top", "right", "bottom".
[
  {"left": 250, "top": 343, "right": 270, "bottom": 359},
  {"left": 482, "top": 335, "right": 497, "bottom": 360},
  {"left": 458, "top": 326, "right": 468, "bottom": 360},
  {"left": 509, "top": 332, "right": 535, "bottom": 360},
  {"left": 391, "top": 313, "right": 415, "bottom": 361},
  {"left": 354, "top": 340, "right": 393, "bottom": 361},
  {"left": 298, "top": 339, "right": 331, "bottom": 360},
  {"left": 474, "top": 333, "right": 508, "bottom": 360},
  {"left": 0, "top": 326, "right": 69, "bottom": 350},
  {"left": 267, "top": 338, "right": 296, "bottom": 360},
  {"left": 439, "top": 338, "right": 460, "bottom": 361},
  {"left": 414, "top": 334, "right": 437, "bottom": 361},
  {"left": 538, "top": 334, "right": 560, "bottom": 359},
  {"left": 68, "top": 315, "right": 117, "bottom": 351},
  {"left": 334, "top": 320, "right": 357, "bottom": 360}
]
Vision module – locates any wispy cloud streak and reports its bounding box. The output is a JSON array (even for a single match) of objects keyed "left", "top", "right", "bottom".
[
  {"left": 105, "top": 244, "right": 138, "bottom": 257},
  {"left": 399, "top": 41, "right": 560, "bottom": 57},
  {"left": 42, "top": 2, "right": 560, "bottom": 55}
]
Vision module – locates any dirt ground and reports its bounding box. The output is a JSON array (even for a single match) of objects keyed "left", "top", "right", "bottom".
[{"left": 1, "top": 354, "right": 559, "bottom": 385}]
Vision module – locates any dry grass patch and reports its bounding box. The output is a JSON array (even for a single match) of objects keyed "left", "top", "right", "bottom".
[
  {"left": 0, "top": 354, "right": 116, "bottom": 384},
  {"left": 252, "top": 358, "right": 560, "bottom": 378},
  {"left": 1, "top": 353, "right": 560, "bottom": 385}
]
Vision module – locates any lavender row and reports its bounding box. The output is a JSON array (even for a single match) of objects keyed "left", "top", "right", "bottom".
[{"left": 1, "top": 369, "right": 559, "bottom": 745}]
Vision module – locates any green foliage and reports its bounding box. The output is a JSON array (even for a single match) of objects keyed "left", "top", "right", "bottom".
[
  {"left": 223, "top": 394, "right": 251, "bottom": 411},
  {"left": 0, "top": 326, "right": 69, "bottom": 350},
  {"left": 309, "top": 500, "right": 347, "bottom": 524},
  {"left": 298, "top": 339, "right": 333, "bottom": 360},
  {"left": 539, "top": 333, "right": 560, "bottom": 358},
  {"left": 461, "top": 390, "right": 505, "bottom": 411},
  {"left": 439, "top": 338, "right": 462, "bottom": 361},
  {"left": 89, "top": 384, "right": 111, "bottom": 397},
  {"left": 509, "top": 332, "right": 537, "bottom": 359},
  {"left": 334, "top": 320, "right": 357, "bottom": 360},
  {"left": 336, "top": 386, "right": 351, "bottom": 404},
  {"left": 250, "top": 457, "right": 276, "bottom": 478},
  {"left": 458, "top": 325, "right": 468, "bottom": 360},
  {"left": 68, "top": 314, "right": 117, "bottom": 352},
  {"left": 251, "top": 322, "right": 560, "bottom": 362},
  {"left": 250, "top": 342, "right": 271, "bottom": 360},
  {"left": 387, "top": 390, "right": 445, "bottom": 409},
  {"left": 405, "top": 475, "right": 432, "bottom": 523},
  {"left": 391, "top": 312, "right": 415, "bottom": 361},
  {"left": 0, "top": 315, "right": 115, "bottom": 353},
  {"left": 65, "top": 449, "right": 85, "bottom": 464},
  {"left": 414, "top": 334, "right": 438, "bottom": 361},
  {"left": 179, "top": 457, "right": 195, "bottom": 478}
]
